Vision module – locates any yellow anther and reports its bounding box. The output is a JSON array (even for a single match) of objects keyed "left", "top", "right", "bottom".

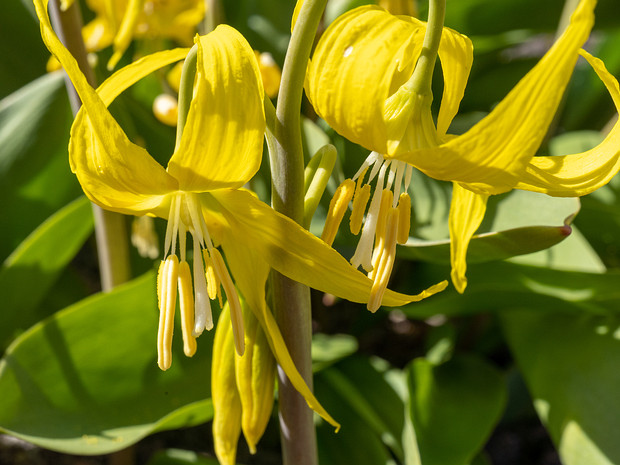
[
  {"left": 368, "top": 209, "right": 399, "bottom": 312},
  {"left": 397, "top": 192, "right": 411, "bottom": 244},
  {"left": 157, "top": 255, "right": 179, "bottom": 370},
  {"left": 156, "top": 259, "right": 165, "bottom": 311},
  {"left": 210, "top": 248, "right": 245, "bottom": 356},
  {"left": 177, "top": 260, "right": 197, "bottom": 357},
  {"left": 350, "top": 184, "right": 371, "bottom": 235},
  {"left": 321, "top": 179, "right": 355, "bottom": 246},
  {"left": 375, "top": 189, "right": 394, "bottom": 241},
  {"left": 203, "top": 249, "right": 222, "bottom": 303}
]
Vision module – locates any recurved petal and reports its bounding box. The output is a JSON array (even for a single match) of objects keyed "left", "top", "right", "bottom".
[
  {"left": 449, "top": 183, "right": 489, "bottom": 294},
  {"left": 394, "top": 0, "right": 595, "bottom": 195},
  {"left": 168, "top": 26, "right": 265, "bottom": 192},
  {"left": 436, "top": 27, "right": 473, "bottom": 137},
  {"left": 514, "top": 50, "right": 620, "bottom": 197},
  {"left": 34, "top": 0, "right": 179, "bottom": 215},
  {"left": 218, "top": 220, "right": 340, "bottom": 430},
  {"left": 306, "top": 6, "right": 424, "bottom": 154},
  {"left": 70, "top": 49, "right": 190, "bottom": 215},
  {"left": 209, "top": 189, "right": 447, "bottom": 308}
]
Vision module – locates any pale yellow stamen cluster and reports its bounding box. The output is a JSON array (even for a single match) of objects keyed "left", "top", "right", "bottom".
[
  {"left": 322, "top": 152, "right": 413, "bottom": 312},
  {"left": 156, "top": 192, "right": 245, "bottom": 371}
]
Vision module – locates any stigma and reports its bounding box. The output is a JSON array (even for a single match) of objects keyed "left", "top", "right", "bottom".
[
  {"left": 322, "top": 152, "right": 412, "bottom": 312},
  {"left": 157, "top": 192, "right": 245, "bottom": 371}
]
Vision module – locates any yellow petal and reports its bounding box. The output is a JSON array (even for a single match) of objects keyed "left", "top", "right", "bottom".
[
  {"left": 436, "top": 28, "right": 473, "bottom": 137},
  {"left": 449, "top": 183, "right": 489, "bottom": 294},
  {"left": 212, "top": 304, "right": 242, "bottom": 465},
  {"left": 82, "top": 17, "right": 114, "bottom": 52},
  {"left": 208, "top": 189, "right": 448, "bottom": 307},
  {"left": 291, "top": 0, "right": 303, "bottom": 32},
  {"left": 306, "top": 6, "right": 424, "bottom": 155},
  {"left": 220, "top": 234, "right": 340, "bottom": 430},
  {"left": 394, "top": 0, "right": 596, "bottom": 195},
  {"left": 514, "top": 50, "right": 620, "bottom": 197},
  {"left": 35, "top": 0, "right": 182, "bottom": 214},
  {"left": 107, "top": 0, "right": 145, "bottom": 70},
  {"left": 168, "top": 26, "right": 265, "bottom": 192}
]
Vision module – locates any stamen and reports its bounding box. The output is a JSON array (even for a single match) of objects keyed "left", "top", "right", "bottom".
[
  {"left": 163, "top": 195, "right": 179, "bottom": 257},
  {"left": 393, "top": 161, "right": 406, "bottom": 206},
  {"left": 352, "top": 152, "right": 380, "bottom": 181},
  {"left": 365, "top": 152, "right": 384, "bottom": 183},
  {"left": 177, "top": 260, "right": 197, "bottom": 357},
  {"left": 156, "top": 259, "right": 165, "bottom": 310},
  {"left": 385, "top": 163, "right": 397, "bottom": 190},
  {"left": 157, "top": 255, "right": 179, "bottom": 371},
  {"left": 193, "top": 235, "right": 213, "bottom": 336},
  {"left": 350, "top": 184, "right": 371, "bottom": 235},
  {"left": 187, "top": 194, "right": 206, "bottom": 247},
  {"left": 210, "top": 248, "right": 245, "bottom": 356},
  {"left": 351, "top": 160, "right": 390, "bottom": 272},
  {"left": 170, "top": 195, "right": 182, "bottom": 256},
  {"left": 321, "top": 179, "right": 355, "bottom": 246},
  {"left": 397, "top": 193, "right": 412, "bottom": 244},
  {"left": 178, "top": 221, "right": 187, "bottom": 262},
  {"left": 368, "top": 208, "right": 399, "bottom": 312},
  {"left": 374, "top": 189, "right": 394, "bottom": 242},
  {"left": 203, "top": 249, "right": 221, "bottom": 302},
  {"left": 404, "top": 164, "right": 413, "bottom": 192}
]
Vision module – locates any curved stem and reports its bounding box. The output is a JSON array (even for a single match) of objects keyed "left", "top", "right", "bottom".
[
  {"left": 407, "top": 0, "right": 446, "bottom": 96},
  {"left": 269, "top": 2, "right": 328, "bottom": 465},
  {"left": 49, "top": 0, "right": 131, "bottom": 292}
]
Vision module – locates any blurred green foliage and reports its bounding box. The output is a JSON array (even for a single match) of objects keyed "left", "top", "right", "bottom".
[{"left": 1, "top": 0, "right": 620, "bottom": 464}]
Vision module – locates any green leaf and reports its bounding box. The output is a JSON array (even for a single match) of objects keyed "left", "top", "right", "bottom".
[
  {"left": 0, "top": 272, "right": 214, "bottom": 455},
  {"left": 0, "top": 196, "right": 93, "bottom": 350},
  {"left": 501, "top": 310, "right": 620, "bottom": 465},
  {"left": 401, "top": 261, "right": 620, "bottom": 319},
  {"left": 315, "top": 356, "right": 403, "bottom": 465},
  {"left": 147, "top": 449, "right": 221, "bottom": 465},
  {"left": 407, "top": 183, "right": 580, "bottom": 266},
  {"left": 0, "top": 0, "right": 49, "bottom": 99},
  {"left": 0, "top": 71, "right": 80, "bottom": 261},
  {"left": 312, "top": 333, "right": 358, "bottom": 372},
  {"left": 407, "top": 356, "right": 506, "bottom": 465}
]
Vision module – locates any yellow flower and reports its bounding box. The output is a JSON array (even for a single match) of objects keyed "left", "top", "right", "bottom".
[
  {"left": 35, "top": 0, "right": 446, "bottom": 429},
  {"left": 306, "top": 0, "right": 620, "bottom": 293},
  {"left": 81, "top": 0, "right": 205, "bottom": 69}
]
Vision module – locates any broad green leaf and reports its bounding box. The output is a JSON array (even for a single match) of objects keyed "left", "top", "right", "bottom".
[
  {"left": 0, "top": 272, "right": 214, "bottom": 455},
  {"left": 315, "top": 356, "right": 401, "bottom": 465},
  {"left": 0, "top": 71, "right": 80, "bottom": 261},
  {"left": 0, "top": 196, "right": 93, "bottom": 351},
  {"left": 402, "top": 261, "right": 620, "bottom": 319},
  {"left": 317, "top": 356, "right": 405, "bottom": 461},
  {"left": 0, "top": 0, "right": 48, "bottom": 99},
  {"left": 501, "top": 310, "right": 620, "bottom": 465},
  {"left": 312, "top": 333, "right": 358, "bottom": 372},
  {"left": 408, "top": 181, "right": 580, "bottom": 266},
  {"left": 407, "top": 355, "right": 506, "bottom": 465},
  {"left": 148, "top": 449, "right": 221, "bottom": 465}
]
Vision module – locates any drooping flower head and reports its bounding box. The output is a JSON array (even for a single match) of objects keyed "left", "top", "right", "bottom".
[
  {"left": 35, "top": 0, "right": 446, "bottom": 431},
  {"left": 307, "top": 0, "right": 620, "bottom": 293}
]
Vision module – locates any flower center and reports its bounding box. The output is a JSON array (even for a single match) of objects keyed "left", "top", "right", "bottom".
[
  {"left": 322, "top": 152, "right": 412, "bottom": 312},
  {"left": 157, "top": 192, "right": 245, "bottom": 371}
]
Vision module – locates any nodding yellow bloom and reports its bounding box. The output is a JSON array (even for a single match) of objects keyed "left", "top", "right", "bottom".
[
  {"left": 35, "top": 0, "right": 446, "bottom": 430},
  {"left": 254, "top": 51, "right": 282, "bottom": 98},
  {"left": 307, "top": 0, "right": 620, "bottom": 294},
  {"left": 81, "top": 0, "right": 205, "bottom": 69}
]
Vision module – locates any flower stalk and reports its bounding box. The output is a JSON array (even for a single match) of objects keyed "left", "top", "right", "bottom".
[
  {"left": 270, "top": 1, "right": 328, "bottom": 464},
  {"left": 49, "top": 0, "right": 131, "bottom": 292}
]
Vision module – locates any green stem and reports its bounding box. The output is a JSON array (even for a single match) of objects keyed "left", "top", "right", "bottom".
[
  {"left": 175, "top": 45, "right": 198, "bottom": 150},
  {"left": 270, "top": 2, "right": 328, "bottom": 465},
  {"left": 407, "top": 0, "right": 446, "bottom": 96},
  {"left": 49, "top": 0, "right": 131, "bottom": 292}
]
